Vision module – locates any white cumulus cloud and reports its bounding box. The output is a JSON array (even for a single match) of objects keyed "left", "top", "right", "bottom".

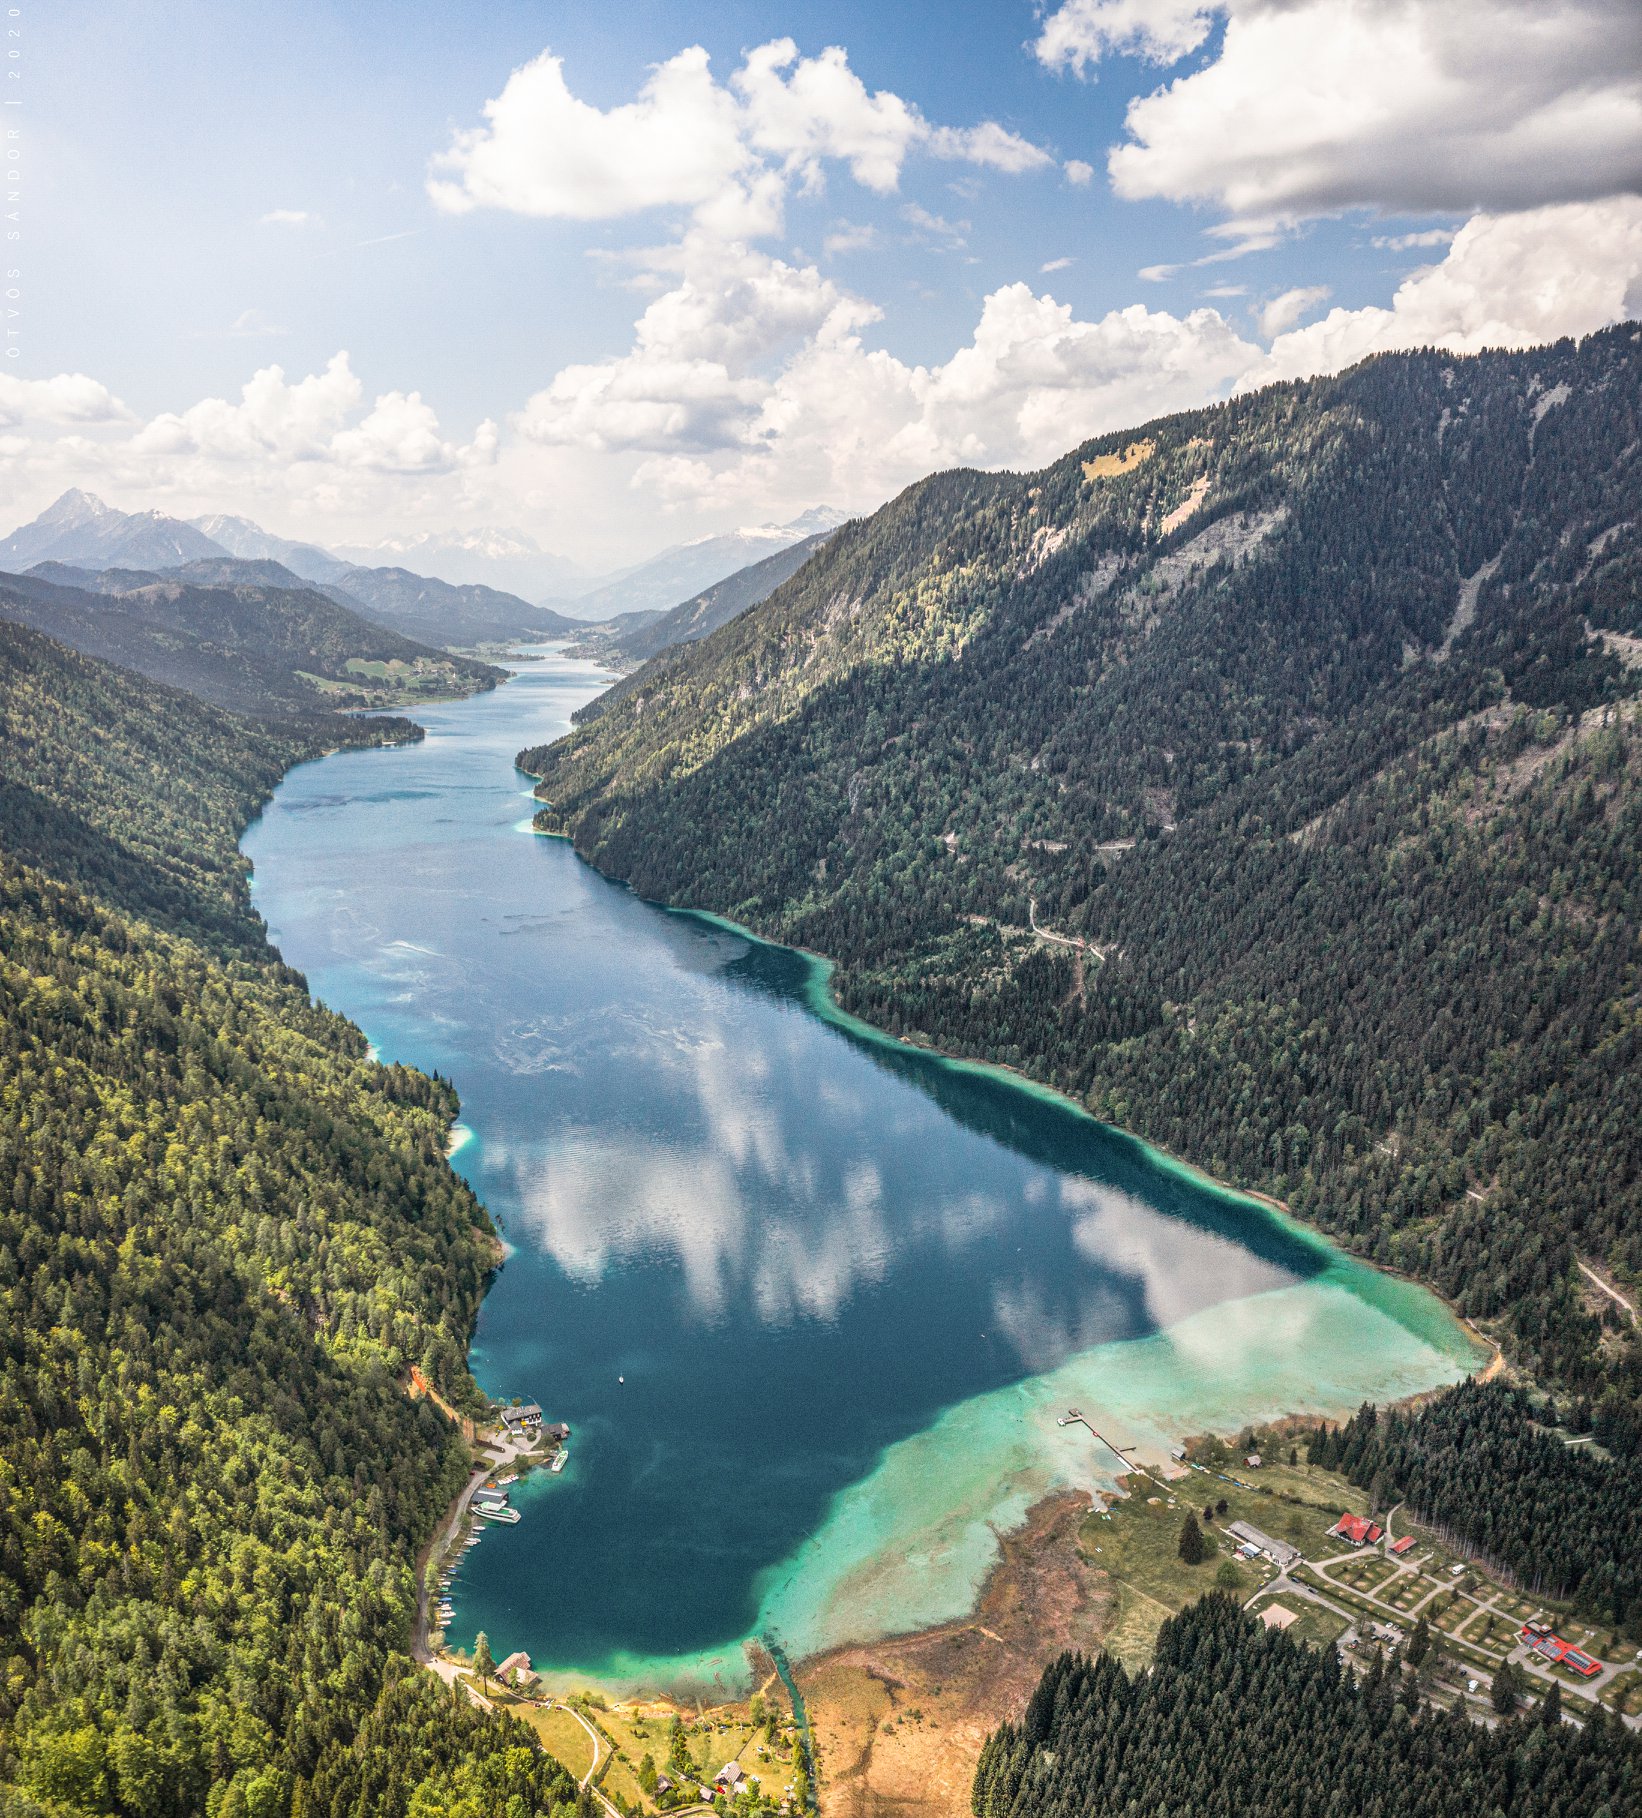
[
  {"left": 1105, "top": 0, "right": 1642, "bottom": 219},
  {"left": 429, "top": 38, "right": 1053, "bottom": 236},
  {"left": 512, "top": 235, "right": 1259, "bottom": 515},
  {"left": 1242, "top": 196, "right": 1642, "bottom": 386},
  {"left": 1258, "top": 285, "right": 1331, "bottom": 339},
  {"left": 0, "top": 353, "right": 504, "bottom": 549},
  {"left": 0, "top": 373, "right": 133, "bottom": 428},
  {"left": 1035, "top": 0, "right": 1221, "bottom": 73}
]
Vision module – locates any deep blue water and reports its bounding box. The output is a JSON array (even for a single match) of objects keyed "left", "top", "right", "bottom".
[{"left": 242, "top": 652, "right": 1461, "bottom": 1682}]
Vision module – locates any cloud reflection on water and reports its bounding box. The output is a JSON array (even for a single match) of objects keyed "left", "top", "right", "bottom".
[{"left": 490, "top": 965, "right": 1303, "bottom": 1354}]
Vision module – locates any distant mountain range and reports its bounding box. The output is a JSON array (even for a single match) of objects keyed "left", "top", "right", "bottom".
[
  {"left": 0, "top": 488, "right": 228, "bottom": 571},
  {"left": 547, "top": 508, "right": 848, "bottom": 619},
  {"left": 330, "top": 526, "right": 584, "bottom": 602},
  {"left": 0, "top": 491, "right": 847, "bottom": 657},
  {"left": 0, "top": 562, "right": 501, "bottom": 715},
  {"left": 570, "top": 527, "right": 840, "bottom": 716},
  {"left": 1, "top": 494, "right": 582, "bottom": 650},
  {"left": 326, "top": 565, "right": 585, "bottom": 648},
  {"left": 190, "top": 513, "right": 358, "bottom": 584}
]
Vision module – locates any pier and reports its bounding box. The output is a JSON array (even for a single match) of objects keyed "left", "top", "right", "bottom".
[{"left": 1057, "top": 1410, "right": 1176, "bottom": 1493}]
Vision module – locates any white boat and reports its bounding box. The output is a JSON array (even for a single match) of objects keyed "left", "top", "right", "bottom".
[
  {"left": 550, "top": 1451, "right": 569, "bottom": 1474},
  {"left": 477, "top": 1504, "right": 521, "bottom": 1523}
]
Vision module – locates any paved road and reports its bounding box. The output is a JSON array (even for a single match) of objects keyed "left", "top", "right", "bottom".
[
  {"left": 413, "top": 1430, "right": 539, "bottom": 1665},
  {"left": 1254, "top": 1540, "right": 1639, "bottom": 1730}
]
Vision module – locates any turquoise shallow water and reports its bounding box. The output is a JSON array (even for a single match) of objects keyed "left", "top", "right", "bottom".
[{"left": 242, "top": 650, "right": 1482, "bottom": 1695}]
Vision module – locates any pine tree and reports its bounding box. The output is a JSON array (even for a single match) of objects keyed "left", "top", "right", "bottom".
[
  {"left": 473, "top": 1631, "right": 496, "bottom": 1693},
  {"left": 1178, "top": 1513, "right": 1209, "bottom": 1565}
]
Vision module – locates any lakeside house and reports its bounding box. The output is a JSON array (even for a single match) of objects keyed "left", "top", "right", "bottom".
[
  {"left": 496, "top": 1401, "right": 543, "bottom": 1434},
  {"left": 1226, "top": 1519, "right": 1301, "bottom": 1569},
  {"left": 496, "top": 1650, "right": 533, "bottom": 1685}
]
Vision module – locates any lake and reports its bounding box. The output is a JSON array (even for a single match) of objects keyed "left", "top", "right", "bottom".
[{"left": 243, "top": 649, "right": 1481, "bottom": 1693}]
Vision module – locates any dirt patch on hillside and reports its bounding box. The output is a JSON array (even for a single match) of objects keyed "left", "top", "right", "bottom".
[
  {"left": 795, "top": 1492, "right": 1108, "bottom": 1818},
  {"left": 1082, "top": 439, "right": 1154, "bottom": 482}
]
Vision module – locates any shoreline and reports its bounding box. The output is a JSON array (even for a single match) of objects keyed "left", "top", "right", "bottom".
[
  {"left": 541, "top": 848, "right": 1486, "bottom": 1326},
  {"left": 513, "top": 807, "right": 1306, "bottom": 1238},
  {"left": 460, "top": 1266, "right": 1477, "bottom": 1707},
  {"left": 374, "top": 686, "right": 1478, "bottom": 1705}
]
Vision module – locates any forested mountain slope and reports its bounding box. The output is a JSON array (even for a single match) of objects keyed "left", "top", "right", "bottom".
[
  {"left": 326, "top": 565, "right": 582, "bottom": 649},
  {"left": 0, "top": 622, "right": 573, "bottom": 1815},
  {"left": 1310, "top": 1381, "right": 1642, "bottom": 1630},
  {"left": 973, "top": 1597, "right": 1639, "bottom": 1818},
  {"left": 525, "top": 327, "right": 1642, "bottom": 1435},
  {"left": 0, "top": 566, "right": 501, "bottom": 715}
]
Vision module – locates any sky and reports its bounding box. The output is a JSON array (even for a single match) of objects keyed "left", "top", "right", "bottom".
[{"left": 3, "top": 0, "right": 1640, "bottom": 570}]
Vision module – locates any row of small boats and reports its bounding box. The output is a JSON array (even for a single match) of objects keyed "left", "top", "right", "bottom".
[{"left": 432, "top": 1454, "right": 568, "bottom": 1633}]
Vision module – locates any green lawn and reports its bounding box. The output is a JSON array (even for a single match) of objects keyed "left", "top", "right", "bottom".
[
  {"left": 1600, "top": 1670, "right": 1642, "bottom": 1717},
  {"left": 1082, "top": 1484, "right": 1269, "bottom": 1666},
  {"left": 493, "top": 1699, "right": 599, "bottom": 1780}
]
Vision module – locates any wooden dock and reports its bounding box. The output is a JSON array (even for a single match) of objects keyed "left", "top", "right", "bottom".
[{"left": 1057, "top": 1410, "right": 1174, "bottom": 1492}]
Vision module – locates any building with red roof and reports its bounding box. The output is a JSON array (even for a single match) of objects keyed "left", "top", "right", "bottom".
[
  {"left": 1520, "top": 1624, "right": 1603, "bottom": 1677},
  {"left": 1331, "top": 1513, "right": 1384, "bottom": 1546}
]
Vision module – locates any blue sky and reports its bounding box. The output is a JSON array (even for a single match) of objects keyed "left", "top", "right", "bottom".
[{"left": 6, "top": 0, "right": 1640, "bottom": 566}]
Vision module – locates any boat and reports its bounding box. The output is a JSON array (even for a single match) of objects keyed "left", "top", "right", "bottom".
[
  {"left": 550, "top": 1451, "right": 569, "bottom": 1474},
  {"left": 477, "top": 1504, "right": 521, "bottom": 1523},
  {"left": 495, "top": 1473, "right": 518, "bottom": 1486}
]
